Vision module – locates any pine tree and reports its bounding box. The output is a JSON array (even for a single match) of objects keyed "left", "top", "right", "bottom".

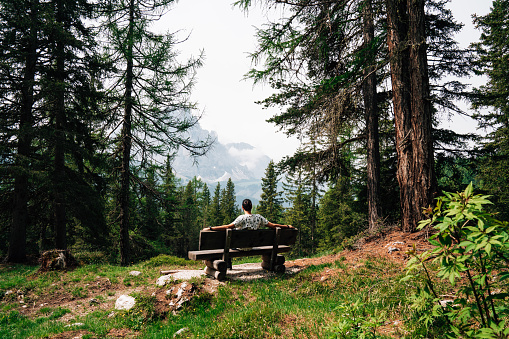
[
  {"left": 471, "top": 0, "right": 509, "bottom": 220},
  {"left": 258, "top": 160, "right": 284, "bottom": 223},
  {"left": 199, "top": 183, "right": 211, "bottom": 228},
  {"left": 1, "top": 0, "right": 41, "bottom": 262},
  {"left": 362, "top": 0, "right": 381, "bottom": 232},
  {"left": 209, "top": 182, "right": 222, "bottom": 226},
  {"left": 237, "top": 0, "right": 471, "bottom": 232},
  {"left": 160, "top": 156, "right": 181, "bottom": 254},
  {"left": 102, "top": 0, "right": 212, "bottom": 265},
  {"left": 236, "top": 0, "right": 383, "bottom": 232},
  {"left": 181, "top": 180, "right": 199, "bottom": 252},
  {"left": 283, "top": 173, "right": 312, "bottom": 256},
  {"left": 1, "top": 0, "right": 109, "bottom": 258},
  {"left": 220, "top": 178, "right": 237, "bottom": 224},
  {"left": 43, "top": 0, "right": 109, "bottom": 250},
  {"left": 385, "top": 0, "right": 436, "bottom": 232},
  {"left": 317, "top": 177, "right": 365, "bottom": 251}
]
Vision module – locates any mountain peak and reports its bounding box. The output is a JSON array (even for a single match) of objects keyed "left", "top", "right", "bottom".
[{"left": 172, "top": 120, "right": 270, "bottom": 194}]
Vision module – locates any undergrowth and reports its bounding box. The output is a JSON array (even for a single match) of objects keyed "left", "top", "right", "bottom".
[{"left": 0, "top": 246, "right": 468, "bottom": 338}]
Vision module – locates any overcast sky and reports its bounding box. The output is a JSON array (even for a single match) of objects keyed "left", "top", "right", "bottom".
[{"left": 160, "top": 0, "right": 494, "bottom": 162}]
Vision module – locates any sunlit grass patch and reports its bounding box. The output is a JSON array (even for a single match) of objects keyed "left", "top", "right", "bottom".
[
  {"left": 142, "top": 254, "right": 202, "bottom": 269},
  {"left": 0, "top": 252, "right": 452, "bottom": 338}
]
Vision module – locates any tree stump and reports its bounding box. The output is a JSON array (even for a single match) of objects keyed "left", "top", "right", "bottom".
[{"left": 39, "top": 249, "right": 79, "bottom": 272}]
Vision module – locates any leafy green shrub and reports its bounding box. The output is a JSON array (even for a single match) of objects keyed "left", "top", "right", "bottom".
[{"left": 404, "top": 183, "right": 509, "bottom": 338}]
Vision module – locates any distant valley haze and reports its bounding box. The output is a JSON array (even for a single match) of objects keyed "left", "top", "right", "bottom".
[{"left": 172, "top": 120, "right": 272, "bottom": 206}]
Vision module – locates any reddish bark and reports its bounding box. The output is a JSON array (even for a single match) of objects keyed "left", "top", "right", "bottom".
[{"left": 386, "top": 0, "right": 436, "bottom": 232}]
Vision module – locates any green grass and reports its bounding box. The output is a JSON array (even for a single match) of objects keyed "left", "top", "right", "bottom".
[{"left": 0, "top": 254, "right": 452, "bottom": 338}]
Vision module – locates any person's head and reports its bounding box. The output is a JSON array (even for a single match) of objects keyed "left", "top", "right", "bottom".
[{"left": 242, "top": 199, "right": 252, "bottom": 213}]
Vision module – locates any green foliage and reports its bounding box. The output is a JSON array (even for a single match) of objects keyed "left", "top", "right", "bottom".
[
  {"left": 284, "top": 175, "right": 315, "bottom": 256},
  {"left": 471, "top": 0, "right": 509, "bottom": 222},
  {"left": 220, "top": 178, "right": 237, "bottom": 225},
  {"left": 435, "top": 153, "right": 478, "bottom": 193},
  {"left": 327, "top": 299, "right": 387, "bottom": 339},
  {"left": 404, "top": 183, "right": 509, "bottom": 338},
  {"left": 317, "top": 176, "right": 365, "bottom": 252},
  {"left": 114, "top": 294, "right": 161, "bottom": 330},
  {"left": 209, "top": 182, "right": 223, "bottom": 226},
  {"left": 258, "top": 160, "right": 284, "bottom": 223}
]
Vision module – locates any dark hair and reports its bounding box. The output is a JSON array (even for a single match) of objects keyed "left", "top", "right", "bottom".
[{"left": 242, "top": 199, "right": 252, "bottom": 212}]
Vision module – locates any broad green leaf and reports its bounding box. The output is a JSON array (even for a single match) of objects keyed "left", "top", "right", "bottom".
[
  {"left": 465, "top": 182, "right": 473, "bottom": 198},
  {"left": 429, "top": 238, "right": 441, "bottom": 246},
  {"left": 485, "top": 242, "right": 492, "bottom": 255},
  {"left": 459, "top": 240, "right": 473, "bottom": 247},
  {"left": 465, "top": 243, "right": 477, "bottom": 252},
  {"left": 485, "top": 226, "right": 496, "bottom": 234}
]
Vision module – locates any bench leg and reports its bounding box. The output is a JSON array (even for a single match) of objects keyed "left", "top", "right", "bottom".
[
  {"left": 261, "top": 254, "right": 285, "bottom": 272},
  {"left": 203, "top": 259, "right": 227, "bottom": 281},
  {"left": 204, "top": 259, "right": 227, "bottom": 272},
  {"left": 204, "top": 266, "right": 226, "bottom": 280}
]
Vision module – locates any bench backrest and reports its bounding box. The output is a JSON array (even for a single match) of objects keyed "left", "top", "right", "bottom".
[{"left": 199, "top": 228, "right": 298, "bottom": 250}]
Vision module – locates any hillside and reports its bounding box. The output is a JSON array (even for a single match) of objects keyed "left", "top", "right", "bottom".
[{"left": 0, "top": 228, "right": 436, "bottom": 338}]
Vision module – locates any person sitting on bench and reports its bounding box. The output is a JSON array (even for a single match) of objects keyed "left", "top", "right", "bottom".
[{"left": 208, "top": 199, "right": 294, "bottom": 231}]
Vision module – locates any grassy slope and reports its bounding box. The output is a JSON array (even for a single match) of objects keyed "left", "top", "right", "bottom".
[{"left": 0, "top": 252, "right": 441, "bottom": 339}]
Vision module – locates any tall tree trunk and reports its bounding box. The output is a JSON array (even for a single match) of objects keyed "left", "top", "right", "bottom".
[
  {"left": 119, "top": 0, "right": 135, "bottom": 266},
  {"left": 386, "top": 0, "right": 435, "bottom": 232},
  {"left": 7, "top": 0, "right": 39, "bottom": 262},
  {"left": 53, "top": 3, "right": 67, "bottom": 249},
  {"left": 408, "top": 0, "right": 435, "bottom": 218},
  {"left": 362, "top": 0, "right": 381, "bottom": 232}
]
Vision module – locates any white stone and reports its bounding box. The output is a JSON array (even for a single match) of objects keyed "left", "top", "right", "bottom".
[
  {"left": 129, "top": 270, "right": 142, "bottom": 276},
  {"left": 65, "top": 323, "right": 84, "bottom": 327},
  {"left": 156, "top": 275, "right": 174, "bottom": 286},
  {"left": 157, "top": 270, "right": 206, "bottom": 285},
  {"left": 173, "top": 327, "right": 189, "bottom": 337},
  {"left": 115, "top": 295, "right": 136, "bottom": 310}
]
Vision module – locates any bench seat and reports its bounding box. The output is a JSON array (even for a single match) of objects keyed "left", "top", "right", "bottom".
[
  {"left": 187, "top": 227, "right": 298, "bottom": 280},
  {"left": 188, "top": 245, "right": 292, "bottom": 261}
]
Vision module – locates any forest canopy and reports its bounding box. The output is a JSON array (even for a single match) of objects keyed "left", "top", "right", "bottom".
[{"left": 1, "top": 0, "right": 508, "bottom": 264}]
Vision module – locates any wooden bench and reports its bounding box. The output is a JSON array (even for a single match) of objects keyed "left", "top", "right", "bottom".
[{"left": 188, "top": 227, "right": 298, "bottom": 280}]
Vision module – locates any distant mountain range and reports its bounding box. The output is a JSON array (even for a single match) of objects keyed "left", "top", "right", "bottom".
[{"left": 171, "top": 122, "right": 272, "bottom": 205}]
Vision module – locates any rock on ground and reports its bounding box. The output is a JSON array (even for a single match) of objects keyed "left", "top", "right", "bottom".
[{"left": 115, "top": 295, "right": 135, "bottom": 310}]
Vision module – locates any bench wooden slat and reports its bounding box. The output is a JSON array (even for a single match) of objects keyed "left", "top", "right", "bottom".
[
  {"left": 188, "top": 245, "right": 292, "bottom": 261},
  {"left": 198, "top": 228, "right": 298, "bottom": 250}
]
